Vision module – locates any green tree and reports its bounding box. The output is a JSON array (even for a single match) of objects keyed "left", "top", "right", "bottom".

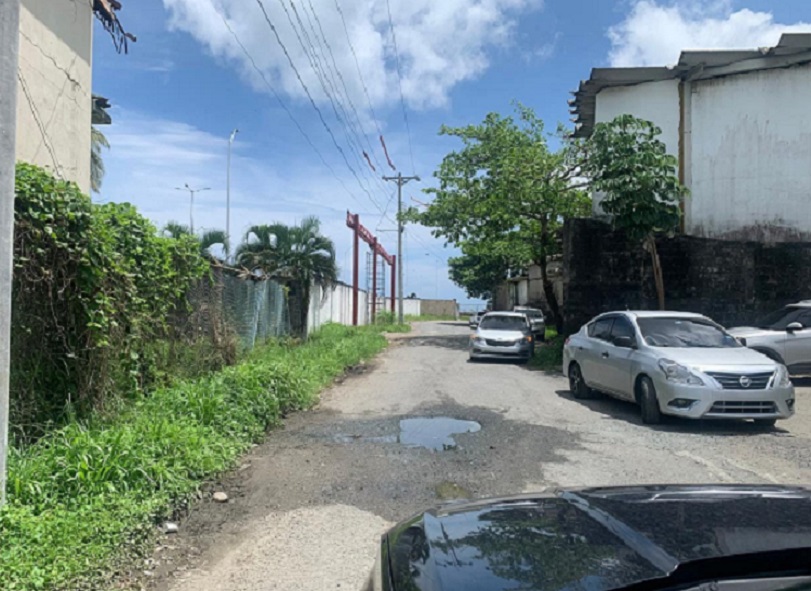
[
  {"left": 448, "top": 238, "right": 531, "bottom": 301},
  {"left": 199, "top": 229, "right": 228, "bottom": 263},
  {"left": 235, "top": 223, "right": 287, "bottom": 273},
  {"left": 90, "top": 126, "right": 109, "bottom": 193},
  {"left": 163, "top": 222, "right": 228, "bottom": 262},
  {"left": 235, "top": 218, "right": 337, "bottom": 335},
  {"left": 404, "top": 105, "right": 590, "bottom": 331},
  {"left": 583, "top": 114, "right": 685, "bottom": 309}
]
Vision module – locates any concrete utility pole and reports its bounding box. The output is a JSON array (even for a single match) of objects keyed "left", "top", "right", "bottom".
[
  {"left": 226, "top": 129, "right": 238, "bottom": 261},
  {"left": 0, "top": 0, "right": 22, "bottom": 508},
  {"left": 383, "top": 173, "right": 419, "bottom": 324},
  {"left": 175, "top": 184, "right": 210, "bottom": 234}
]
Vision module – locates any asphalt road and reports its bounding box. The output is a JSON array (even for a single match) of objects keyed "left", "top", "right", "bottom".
[{"left": 150, "top": 321, "right": 811, "bottom": 591}]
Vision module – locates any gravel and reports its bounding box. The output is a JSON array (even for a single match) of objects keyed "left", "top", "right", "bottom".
[{"left": 149, "top": 321, "right": 811, "bottom": 591}]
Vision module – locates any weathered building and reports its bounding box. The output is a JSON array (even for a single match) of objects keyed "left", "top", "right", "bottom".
[
  {"left": 571, "top": 33, "right": 811, "bottom": 242},
  {"left": 16, "top": 0, "right": 129, "bottom": 193}
]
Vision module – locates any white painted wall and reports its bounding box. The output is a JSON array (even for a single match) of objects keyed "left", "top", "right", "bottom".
[
  {"left": 16, "top": 0, "right": 92, "bottom": 193},
  {"left": 308, "top": 283, "right": 370, "bottom": 333},
  {"left": 688, "top": 64, "right": 811, "bottom": 241},
  {"left": 593, "top": 79, "right": 680, "bottom": 215}
]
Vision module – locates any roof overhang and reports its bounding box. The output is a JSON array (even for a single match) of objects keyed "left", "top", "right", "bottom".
[{"left": 570, "top": 33, "right": 811, "bottom": 138}]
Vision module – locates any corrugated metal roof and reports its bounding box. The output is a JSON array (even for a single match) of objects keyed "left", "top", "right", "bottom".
[{"left": 570, "top": 33, "right": 811, "bottom": 137}]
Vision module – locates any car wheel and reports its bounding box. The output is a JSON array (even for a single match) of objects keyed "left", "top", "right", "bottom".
[
  {"left": 569, "top": 363, "right": 593, "bottom": 400},
  {"left": 754, "top": 418, "right": 777, "bottom": 429},
  {"left": 638, "top": 376, "right": 662, "bottom": 425}
]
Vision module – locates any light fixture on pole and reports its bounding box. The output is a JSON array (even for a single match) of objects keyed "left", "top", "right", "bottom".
[
  {"left": 226, "top": 128, "right": 238, "bottom": 260},
  {"left": 175, "top": 183, "right": 210, "bottom": 234}
]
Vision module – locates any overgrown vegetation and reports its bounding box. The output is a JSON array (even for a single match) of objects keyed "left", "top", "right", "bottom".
[
  {"left": 373, "top": 311, "right": 411, "bottom": 333},
  {"left": 529, "top": 335, "right": 565, "bottom": 372},
  {"left": 0, "top": 324, "right": 388, "bottom": 591},
  {"left": 403, "top": 104, "right": 591, "bottom": 331},
  {"left": 584, "top": 115, "right": 685, "bottom": 309},
  {"left": 11, "top": 164, "right": 209, "bottom": 441}
]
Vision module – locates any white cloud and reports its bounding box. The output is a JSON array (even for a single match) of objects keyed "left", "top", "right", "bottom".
[
  {"left": 97, "top": 108, "right": 464, "bottom": 300},
  {"left": 608, "top": 0, "right": 811, "bottom": 67},
  {"left": 162, "top": 0, "right": 540, "bottom": 110}
]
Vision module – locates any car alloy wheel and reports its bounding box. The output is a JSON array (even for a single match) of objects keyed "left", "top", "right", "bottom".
[
  {"left": 638, "top": 376, "right": 662, "bottom": 425},
  {"left": 569, "top": 363, "right": 593, "bottom": 400}
]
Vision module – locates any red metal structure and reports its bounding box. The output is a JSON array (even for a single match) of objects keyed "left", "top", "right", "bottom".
[{"left": 346, "top": 211, "right": 394, "bottom": 325}]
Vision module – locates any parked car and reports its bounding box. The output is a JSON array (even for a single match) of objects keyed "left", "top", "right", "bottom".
[
  {"left": 513, "top": 306, "right": 546, "bottom": 341},
  {"left": 469, "top": 312, "right": 534, "bottom": 363},
  {"left": 563, "top": 311, "right": 795, "bottom": 425},
  {"left": 728, "top": 301, "right": 811, "bottom": 375},
  {"left": 365, "top": 484, "right": 811, "bottom": 591},
  {"left": 468, "top": 310, "right": 487, "bottom": 329}
]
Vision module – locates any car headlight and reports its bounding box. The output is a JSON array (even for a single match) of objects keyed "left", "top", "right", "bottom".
[
  {"left": 774, "top": 364, "right": 792, "bottom": 388},
  {"left": 658, "top": 359, "right": 704, "bottom": 386},
  {"left": 470, "top": 335, "right": 485, "bottom": 345}
]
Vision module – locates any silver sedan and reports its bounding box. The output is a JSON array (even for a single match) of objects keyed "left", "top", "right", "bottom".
[
  {"left": 563, "top": 311, "right": 795, "bottom": 426},
  {"left": 469, "top": 312, "right": 534, "bottom": 363}
]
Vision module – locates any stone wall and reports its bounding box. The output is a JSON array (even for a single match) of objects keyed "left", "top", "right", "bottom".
[{"left": 562, "top": 218, "right": 811, "bottom": 335}]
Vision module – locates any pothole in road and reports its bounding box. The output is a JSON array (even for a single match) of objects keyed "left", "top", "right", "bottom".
[
  {"left": 333, "top": 417, "right": 482, "bottom": 451},
  {"left": 399, "top": 417, "right": 481, "bottom": 450}
]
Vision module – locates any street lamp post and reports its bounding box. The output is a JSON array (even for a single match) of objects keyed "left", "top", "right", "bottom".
[
  {"left": 227, "top": 129, "right": 238, "bottom": 260},
  {"left": 175, "top": 184, "right": 210, "bottom": 234}
]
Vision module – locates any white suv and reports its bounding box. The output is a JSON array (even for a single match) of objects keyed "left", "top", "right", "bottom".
[{"left": 728, "top": 301, "right": 811, "bottom": 375}]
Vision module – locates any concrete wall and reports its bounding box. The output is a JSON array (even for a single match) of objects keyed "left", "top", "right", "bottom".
[
  {"left": 562, "top": 218, "right": 811, "bottom": 335},
  {"left": 687, "top": 64, "right": 811, "bottom": 241},
  {"left": 593, "top": 79, "right": 680, "bottom": 216},
  {"left": 17, "top": 0, "right": 92, "bottom": 193},
  {"left": 419, "top": 299, "right": 458, "bottom": 318},
  {"left": 308, "top": 283, "right": 370, "bottom": 333}
]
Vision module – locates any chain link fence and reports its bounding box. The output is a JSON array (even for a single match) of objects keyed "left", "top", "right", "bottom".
[{"left": 182, "top": 268, "right": 291, "bottom": 355}]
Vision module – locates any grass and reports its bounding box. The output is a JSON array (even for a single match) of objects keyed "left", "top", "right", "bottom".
[
  {"left": 0, "top": 323, "right": 390, "bottom": 591},
  {"left": 529, "top": 328, "right": 564, "bottom": 372}
]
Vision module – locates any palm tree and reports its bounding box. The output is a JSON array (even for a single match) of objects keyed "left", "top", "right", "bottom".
[
  {"left": 91, "top": 126, "right": 109, "bottom": 193},
  {"left": 235, "top": 217, "right": 337, "bottom": 335},
  {"left": 199, "top": 229, "right": 228, "bottom": 263},
  {"left": 163, "top": 222, "right": 228, "bottom": 262},
  {"left": 162, "top": 221, "right": 192, "bottom": 239},
  {"left": 234, "top": 223, "right": 288, "bottom": 274}
]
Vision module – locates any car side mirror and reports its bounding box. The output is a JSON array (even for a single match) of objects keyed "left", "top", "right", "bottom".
[
  {"left": 787, "top": 322, "right": 803, "bottom": 333},
  {"left": 613, "top": 336, "right": 636, "bottom": 349}
]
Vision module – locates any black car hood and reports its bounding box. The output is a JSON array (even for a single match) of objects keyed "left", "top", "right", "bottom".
[{"left": 385, "top": 485, "right": 811, "bottom": 591}]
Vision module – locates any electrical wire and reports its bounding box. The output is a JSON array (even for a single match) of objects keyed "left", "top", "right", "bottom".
[
  {"left": 217, "top": 11, "right": 367, "bottom": 210},
  {"left": 253, "top": 0, "right": 383, "bottom": 212},
  {"left": 333, "top": 0, "right": 385, "bottom": 144},
  {"left": 302, "top": 0, "right": 386, "bottom": 173},
  {"left": 383, "top": 0, "right": 416, "bottom": 174}
]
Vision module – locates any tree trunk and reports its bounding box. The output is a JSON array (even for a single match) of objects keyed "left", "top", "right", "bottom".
[
  {"left": 538, "top": 216, "right": 564, "bottom": 333},
  {"left": 299, "top": 280, "right": 311, "bottom": 339},
  {"left": 644, "top": 234, "right": 665, "bottom": 310}
]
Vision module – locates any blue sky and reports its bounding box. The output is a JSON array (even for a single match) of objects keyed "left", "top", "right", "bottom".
[{"left": 92, "top": 0, "right": 810, "bottom": 304}]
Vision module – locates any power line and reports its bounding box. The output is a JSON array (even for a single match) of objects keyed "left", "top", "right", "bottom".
[
  {"left": 302, "top": 0, "right": 386, "bottom": 173},
  {"left": 333, "top": 0, "right": 385, "bottom": 141},
  {"left": 252, "top": 0, "right": 383, "bottom": 212},
  {"left": 278, "top": 0, "right": 385, "bottom": 205},
  {"left": 216, "top": 11, "right": 366, "bottom": 211},
  {"left": 383, "top": 0, "right": 416, "bottom": 173}
]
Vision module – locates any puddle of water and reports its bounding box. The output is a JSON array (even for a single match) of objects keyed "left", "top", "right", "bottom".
[
  {"left": 332, "top": 417, "right": 482, "bottom": 451},
  {"left": 399, "top": 417, "right": 481, "bottom": 451}
]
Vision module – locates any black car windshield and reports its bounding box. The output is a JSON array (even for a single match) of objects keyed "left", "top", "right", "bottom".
[
  {"left": 756, "top": 306, "right": 803, "bottom": 329},
  {"left": 480, "top": 316, "right": 527, "bottom": 331},
  {"left": 637, "top": 317, "right": 741, "bottom": 348}
]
